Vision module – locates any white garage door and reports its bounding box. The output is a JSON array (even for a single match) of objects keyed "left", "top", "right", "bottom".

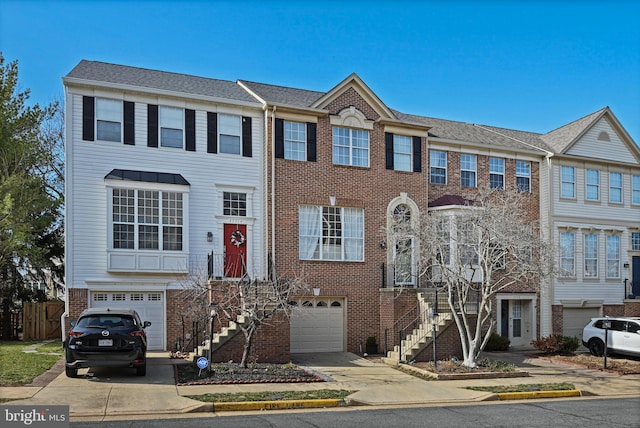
[
  {"left": 90, "top": 291, "right": 165, "bottom": 350},
  {"left": 290, "top": 299, "right": 344, "bottom": 353},
  {"left": 563, "top": 307, "right": 600, "bottom": 339}
]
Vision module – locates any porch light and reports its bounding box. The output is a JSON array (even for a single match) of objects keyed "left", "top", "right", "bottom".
[
  {"left": 313, "top": 288, "right": 320, "bottom": 296},
  {"left": 207, "top": 231, "right": 213, "bottom": 242}
]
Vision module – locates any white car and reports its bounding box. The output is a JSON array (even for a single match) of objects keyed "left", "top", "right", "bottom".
[{"left": 582, "top": 317, "right": 640, "bottom": 357}]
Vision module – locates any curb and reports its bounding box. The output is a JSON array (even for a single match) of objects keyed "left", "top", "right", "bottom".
[
  {"left": 496, "top": 390, "right": 582, "bottom": 400},
  {"left": 210, "top": 399, "right": 347, "bottom": 412}
]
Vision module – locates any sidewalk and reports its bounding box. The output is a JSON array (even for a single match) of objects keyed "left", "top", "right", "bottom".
[{"left": 2, "top": 350, "right": 639, "bottom": 420}]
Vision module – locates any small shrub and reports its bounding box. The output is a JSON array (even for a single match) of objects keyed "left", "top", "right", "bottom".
[
  {"left": 531, "top": 335, "right": 579, "bottom": 355},
  {"left": 484, "top": 332, "right": 510, "bottom": 351},
  {"left": 477, "top": 357, "right": 516, "bottom": 372}
]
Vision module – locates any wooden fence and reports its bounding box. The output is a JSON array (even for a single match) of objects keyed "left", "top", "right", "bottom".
[{"left": 22, "top": 301, "right": 65, "bottom": 340}]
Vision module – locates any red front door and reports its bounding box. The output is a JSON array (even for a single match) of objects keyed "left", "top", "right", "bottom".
[{"left": 224, "top": 224, "right": 247, "bottom": 278}]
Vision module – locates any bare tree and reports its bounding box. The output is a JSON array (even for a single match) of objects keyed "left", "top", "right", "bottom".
[
  {"left": 395, "top": 188, "right": 555, "bottom": 367},
  {"left": 180, "top": 267, "right": 309, "bottom": 368}
]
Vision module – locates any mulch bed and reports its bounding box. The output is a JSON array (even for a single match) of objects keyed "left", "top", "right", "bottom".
[{"left": 174, "top": 362, "right": 325, "bottom": 386}]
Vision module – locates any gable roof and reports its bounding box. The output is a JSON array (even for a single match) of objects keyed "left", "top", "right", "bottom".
[
  {"left": 237, "top": 80, "right": 325, "bottom": 108},
  {"left": 538, "top": 108, "right": 607, "bottom": 153},
  {"left": 65, "top": 60, "right": 259, "bottom": 104}
]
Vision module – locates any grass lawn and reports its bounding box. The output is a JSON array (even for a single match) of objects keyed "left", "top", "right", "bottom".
[
  {"left": 0, "top": 340, "right": 63, "bottom": 386},
  {"left": 185, "top": 389, "right": 354, "bottom": 403},
  {"left": 466, "top": 382, "right": 575, "bottom": 393}
]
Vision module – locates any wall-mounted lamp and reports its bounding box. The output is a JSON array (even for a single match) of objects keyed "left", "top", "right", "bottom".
[
  {"left": 623, "top": 263, "right": 629, "bottom": 269},
  {"left": 207, "top": 232, "right": 213, "bottom": 242},
  {"left": 380, "top": 240, "right": 387, "bottom": 249},
  {"left": 329, "top": 196, "right": 336, "bottom": 206},
  {"left": 313, "top": 287, "right": 320, "bottom": 296}
]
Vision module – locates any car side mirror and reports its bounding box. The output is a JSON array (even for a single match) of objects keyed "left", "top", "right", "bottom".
[
  {"left": 70, "top": 320, "right": 77, "bottom": 327},
  {"left": 143, "top": 321, "right": 152, "bottom": 328}
]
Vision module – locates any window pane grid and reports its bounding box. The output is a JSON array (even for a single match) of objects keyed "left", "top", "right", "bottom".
[
  {"left": 111, "top": 188, "right": 183, "bottom": 252},
  {"left": 430, "top": 150, "right": 447, "bottom": 184},
  {"left": 586, "top": 169, "right": 599, "bottom": 201},
  {"left": 284, "top": 121, "right": 306, "bottom": 161},
  {"left": 298, "top": 205, "right": 364, "bottom": 261},
  {"left": 394, "top": 135, "right": 412, "bottom": 171},
  {"left": 561, "top": 166, "right": 575, "bottom": 198},
  {"left": 332, "top": 127, "right": 369, "bottom": 167},
  {"left": 223, "top": 192, "right": 247, "bottom": 216},
  {"left": 560, "top": 232, "right": 575, "bottom": 277},
  {"left": 516, "top": 161, "right": 530, "bottom": 192},
  {"left": 460, "top": 154, "right": 476, "bottom": 187},
  {"left": 633, "top": 175, "right": 640, "bottom": 204},
  {"left": 219, "top": 114, "right": 241, "bottom": 154},
  {"left": 609, "top": 172, "right": 622, "bottom": 203},
  {"left": 159, "top": 106, "right": 184, "bottom": 148},
  {"left": 584, "top": 233, "right": 598, "bottom": 277},
  {"left": 606, "top": 235, "right": 620, "bottom": 278}
]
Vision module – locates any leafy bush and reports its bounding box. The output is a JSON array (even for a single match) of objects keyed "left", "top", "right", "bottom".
[
  {"left": 484, "top": 332, "right": 510, "bottom": 351},
  {"left": 531, "top": 335, "right": 580, "bottom": 355},
  {"left": 477, "top": 357, "right": 516, "bottom": 372}
]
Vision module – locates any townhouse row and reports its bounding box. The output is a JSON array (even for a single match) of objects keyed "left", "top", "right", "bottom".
[{"left": 63, "top": 60, "right": 640, "bottom": 360}]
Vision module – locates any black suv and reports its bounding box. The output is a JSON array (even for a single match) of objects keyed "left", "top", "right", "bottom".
[{"left": 64, "top": 308, "right": 151, "bottom": 377}]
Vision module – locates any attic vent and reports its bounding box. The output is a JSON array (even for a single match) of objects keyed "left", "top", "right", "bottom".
[{"left": 597, "top": 131, "right": 610, "bottom": 142}]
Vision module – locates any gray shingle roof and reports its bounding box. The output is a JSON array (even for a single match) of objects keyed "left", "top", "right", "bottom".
[
  {"left": 538, "top": 108, "right": 607, "bottom": 153},
  {"left": 238, "top": 80, "right": 325, "bottom": 107},
  {"left": 65, "top": 60, "right": 259, "bottom": 103},
  {"left": 392, "top": 110, "right": 547, "bottom": 153}
]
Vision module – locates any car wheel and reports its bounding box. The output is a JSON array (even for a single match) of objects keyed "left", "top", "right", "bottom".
[
  {"left": 136, "top": 362, "right": 146, "bottom": 376},
  {"left": 65, "top": 366, "right": 78, "bottom": 378},
  {"left": 588, "top": 339, "right": 605, "bottom": 357}
]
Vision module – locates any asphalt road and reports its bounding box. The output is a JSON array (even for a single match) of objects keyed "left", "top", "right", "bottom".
[{"left": 72, "top": 397, "right": 640, "bottom": 428}]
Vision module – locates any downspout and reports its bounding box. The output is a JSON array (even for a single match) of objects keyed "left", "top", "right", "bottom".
[
  {"left": 263, "top": 106, "right": 269, "bottom": 279},
  {"left": 61, "top": 84, "right": 70, "bottom": 342},
  {"left": 541, "top": 152, "right": 554, "bottom": 336},
  {"left": 270, "top": 106, "right": 277, "bottom": 276}
]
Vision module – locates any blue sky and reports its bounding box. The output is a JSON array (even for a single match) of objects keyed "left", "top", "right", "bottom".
[{"left": 2, "top": 1, "right": 639, "bottom": 144}]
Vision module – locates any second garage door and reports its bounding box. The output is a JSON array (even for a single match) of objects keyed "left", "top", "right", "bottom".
[
  {"left": 90, "top": 291, "right": 165, "bottom": 350},
  {"left": 563, "top": 307, "right": 600, "bottom": 339},
  {"left": 290, "top": 298, "right": 344, "bottom": 353}
]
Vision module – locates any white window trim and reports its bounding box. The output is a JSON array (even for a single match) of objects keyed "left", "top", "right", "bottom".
[
  {"left": 632, "top": 175, "right": 640, "bottom": 206},
  {"left": 559, "top": 230, "right": 576, "bottom": 278},
  {"left": 393, "top": 134, "right": 412, "bottom": 172},
  {"left": 560, "top": 166, "right": 576, "bottom": 199},
  {"left": 95, "top": 98, "right": 122, "bottom": 143},
  {"left": 299, "top": 205, "right": 365, "bottom": 262},
  {"left": 583, "top": 232, "right": 598, "bottom": 278},
  {"left": 159, "top": 106, "right": 184, "bottom": 149},
  {"left": 585, "top": 169, "right": 600, "bottom": 201},
  {"left": 605, "top": 233, "right": 621, "bottom": 279},
  {"left": 609, "top": 171, "right": 623, "bottom": 204},
  {"left": 489, "top": 157, "right": 505, "bottom": 189},
  {"left": 218, "top": 113, "right": 242, "bottom": 155},
  {"left": 332, "top": 126, "right": 370, "bottom": 167},
  {"left": 430, "top": 150, "right": 447, "bottom": 184},
  {"left": 460, "top": 154, "right": 477, "bottom": 188},
  {"left": 284, "top": 120, "right": 307, "bottom": 161},
  {"left": 516, "top": 160, "right": 531, "bottom": 192}
]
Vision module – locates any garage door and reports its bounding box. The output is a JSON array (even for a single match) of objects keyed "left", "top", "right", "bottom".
[
  {"left": 91, "top": 291, "right": 165, "bottom": 350},
  {"left": 563, "top": 307, "right": 600, "bottom": 339},
  {"left": 290, "top": 299, "right": 344, "bottom": 353}
]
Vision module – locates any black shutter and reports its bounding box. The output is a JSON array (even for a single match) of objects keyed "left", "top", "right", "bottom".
[
  {"left": 275, "top": 118, "right": 284, "bottom": 158},
  {"left": 242, "top": 116, "right": 252, "bottom": 157},
  {"left": 82, "top": 96, "right": 95, "bottom": 141},
  {"left": 385, "top": 132, "right": 394, "bottom": 170},
  {"left": 123, "top": 101, "right": 135, "bottom": 145},
  {"left": 412, "top": 136, "right": 422, "bottom": 172},
  {"left": 307, "top": 122, "right": 317, "bottom": 162},
  {"left": 185, "top": 109, "right": 196, "bottom": 151},
  {"left": 207, "top": 112, "right": 217, "bottom": 153},
  {"left": 147, "top": 104, "right": 158, "bottom": 148}
]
